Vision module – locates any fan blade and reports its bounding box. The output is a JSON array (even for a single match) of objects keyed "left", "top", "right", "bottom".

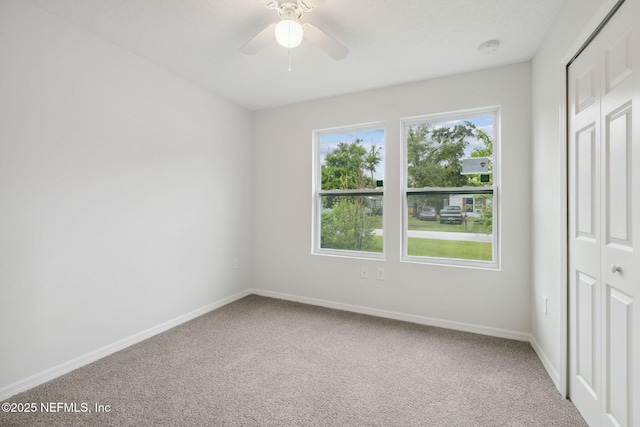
[
  {"left": 298, "top": 0, "right": 327, "bottom": 12},
  {"left": 240, "top": 23, "right": 276, "bottom": 55},
  {"left": 258, "top": 0, "right": 279, "bottom": 10},
  {"left": 302, "top": 23, "right": 349, "bottom": 60}
]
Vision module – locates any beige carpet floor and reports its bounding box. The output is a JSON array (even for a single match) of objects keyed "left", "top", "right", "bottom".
[{"left": 1, "top": 295, "right": 586, "bottom": 426}]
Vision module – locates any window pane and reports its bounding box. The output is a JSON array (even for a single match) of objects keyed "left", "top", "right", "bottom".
[
  {"left": 320, "top": 129, "right": 384, "bottom": 191},
  {"left": 406, "top": 192, "right": 493, "bottom": 262},
  {"left": 315, "top": 125, "right": 385, "bottom": 257},
  {"left": 320, "top": 194, "right": 383, "bottom": 253},
  {"left": 403, "top": 109, "right": 497, "bottom": 266},
  {"left": 406, "top": 115, "right": 494, "bottom": 188}
]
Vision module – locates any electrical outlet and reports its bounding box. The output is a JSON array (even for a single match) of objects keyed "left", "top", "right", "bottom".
[
  {"left": 543, "top": 296, "right": 548, "bottom": 315},
  {"left": 360, "top": 266, "right": 368, "bottom": 279},
  {"left": 377, "top": 267, "right": 385, "bottom": 280}
]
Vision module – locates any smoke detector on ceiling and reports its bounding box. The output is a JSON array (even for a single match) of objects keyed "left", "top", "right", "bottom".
[{"left": 478, "top": 40, "right": 500, "bottom": 55}]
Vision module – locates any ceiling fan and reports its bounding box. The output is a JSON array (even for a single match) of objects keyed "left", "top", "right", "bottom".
[{"left": 240, "top": 0, "right": 349, "bottom": 61}]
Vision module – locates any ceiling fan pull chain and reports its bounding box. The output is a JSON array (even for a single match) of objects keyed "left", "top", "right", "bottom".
[{"left": 288, "top": 49, "right": 292, "bottom": 71}]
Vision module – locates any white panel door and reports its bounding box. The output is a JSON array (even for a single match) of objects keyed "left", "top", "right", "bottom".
[
  {"left": 569, "top": 38, "right": 603, "bottom": 427},
  {"left": 568, "top": 1, "right": 639, "bottom": 426}
]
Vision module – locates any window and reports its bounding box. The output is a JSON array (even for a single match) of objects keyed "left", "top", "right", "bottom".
[
  {"left": 402, "top": 109, "right": 498, "bottom": 268},
  {"left": 313, "top": 124, "right": 385, "bottom": 258}
]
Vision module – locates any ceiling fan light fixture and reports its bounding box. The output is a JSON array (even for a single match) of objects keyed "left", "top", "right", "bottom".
[
  {"left": 275, "top": 19, "right": 304, "bottom": 48},
  {"left": 241, "top": 0, "right": 348, "bottom": 60}
]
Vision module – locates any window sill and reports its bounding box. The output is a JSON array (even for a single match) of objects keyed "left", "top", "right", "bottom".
[{"left": 313, "top": 248, "right": 386, "bottom": 261}]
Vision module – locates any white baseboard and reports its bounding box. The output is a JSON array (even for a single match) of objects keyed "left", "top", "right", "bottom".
[
  {"left": 529, "top": 334, "right": 560, "bottom": 390},
  {"left": 255, "top": 288, "right": 563, "bottom": 392},
  {"left": 250, "top": 288, "right": 531, "bottom": 342},
  {"left": 0, "top": 289, "right": 251, "bottom": 402},
  {"left": 2, "top": 288, "right": 560, "bottom": 402}
]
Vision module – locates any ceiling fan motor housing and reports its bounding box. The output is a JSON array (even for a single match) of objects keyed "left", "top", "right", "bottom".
[{"left": 278, "top": 4, "right": 303, "bottom": 22}]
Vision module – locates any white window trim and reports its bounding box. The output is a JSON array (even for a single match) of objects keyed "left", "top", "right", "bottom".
[
  {"left": 400, "top": 107, "right": 500, "bottom": 269},
  {"left": 312, "top": 122, "right": 386, "bottom": 260}
]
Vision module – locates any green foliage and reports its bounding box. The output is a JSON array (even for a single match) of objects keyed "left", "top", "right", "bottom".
[
  {"left": 364, "top": 145, "right": 382, "bottom": 186},
  {"left": 321, "top": 196, "right": 380, "bottom": 252},
  {"left": 470, "top": 128, "right": 493, "bottom": 158},
  {"left": 406, "top": 120, "right": 495, "bottom": 188},
  {"left": 407, "top": 122, "right": 476, "bottom": 188},
  {"left": 478, "top": 199, "right": 493, "bottom": 232},
  {"left": 322, "top": 139, "right": 381, "bottom": 190},
  {"left": 467, "top": 128, "right": 494, "bottom": 186}
]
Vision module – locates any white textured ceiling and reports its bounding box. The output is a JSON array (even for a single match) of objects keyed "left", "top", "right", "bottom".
[{"left": 27, "top": 0, "right": 565, "bottom": 111}]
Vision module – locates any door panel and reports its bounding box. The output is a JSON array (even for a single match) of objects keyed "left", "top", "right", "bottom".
[
  {"left": 577, "top": 67, "right": 598, "bottom": 113},
  {"left": 577, "top": 272, "right": 597, "bottom": 394},
  {"left": 606, "top": 287, "right": 632, "bottom": 427},
  {"left": 605, "top": 30, "right": 632, "bottom": 92},
  {"left": 605, "top": 105, "right": 632, "bottom": 245},
  {"left": 577, "top": 126, "right": 597, "bottom": 237}
]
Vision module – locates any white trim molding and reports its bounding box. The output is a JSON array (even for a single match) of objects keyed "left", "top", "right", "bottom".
[
  {"left": 1, "top": 288, "right": 552, "bottom": 402},
  {"left": 530, "top": 334, "right": 560, "bottom": 390},
  {"left": 0, "top": 289, "right": 251, "bottom": 402},
  {"left": 251, "top": 288, "right": 531, "bottom": 342},
  {"left": 2, "top": 288, "right": 557, "bottom": 403}
]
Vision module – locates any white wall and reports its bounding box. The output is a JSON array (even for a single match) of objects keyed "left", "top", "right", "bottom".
[
  {"left": 0, "top": 0, "right": 252, "bottom": 396},
  {"left": 530, "top": 0, "right": 612, "bottom": 390},
  {"left": 252, "top": 62, "right": 532, "bottom": 338}
]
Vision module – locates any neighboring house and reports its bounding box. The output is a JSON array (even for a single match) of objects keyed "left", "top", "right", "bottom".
[{"left": 448, "top": 194, "right": 491, "bottom": 218}]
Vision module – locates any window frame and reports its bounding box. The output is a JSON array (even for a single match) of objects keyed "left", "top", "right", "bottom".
[
  {"left": 312, "top": 122, "right": 386, "bottom": 260},
  {"left": 401, "top": 107, "right": 500, "bottom": 269}
]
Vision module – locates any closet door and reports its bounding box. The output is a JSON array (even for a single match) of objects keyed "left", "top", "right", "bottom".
[{"left": 568, "top": 1, "right": 639, "bottom": 426}]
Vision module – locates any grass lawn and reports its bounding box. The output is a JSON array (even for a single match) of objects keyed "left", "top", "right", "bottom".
[
  {"left": 354, "top": 213, "right": 492, "bottom": 259},
  {"left": 370, "top": 235, "right": 491, "bottom": 261},
  {"left": 407, "top": 237, "right": 492, "bottom": 260}
]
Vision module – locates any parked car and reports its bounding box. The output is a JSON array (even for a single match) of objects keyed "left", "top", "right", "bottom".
[
  {"left": 439, "top": 205, "right": 463, "bottom": 224},
  {"left": 419, "top": 206, "right": 437, "bottom": 221}
]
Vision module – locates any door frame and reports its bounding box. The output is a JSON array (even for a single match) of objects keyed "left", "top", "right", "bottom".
[{"left": 560, "top": 0, "right": 627, "bottom": 399}]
